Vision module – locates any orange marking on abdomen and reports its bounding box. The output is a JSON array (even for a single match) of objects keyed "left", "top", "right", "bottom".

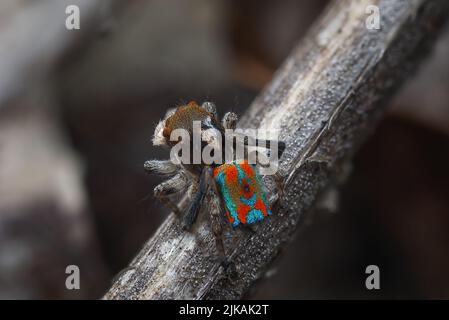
[
  {"left": 239, "top": 160, "right": 255, "bottom": 179},
  {"left": 254, "top": 198, "right": 268, "bottom": 216},
  {"left": 236, "top": 204, "right": 251, "bottom": 224},
  {"left": 224, "top": 165, "right": 239, "bottom": 185}
]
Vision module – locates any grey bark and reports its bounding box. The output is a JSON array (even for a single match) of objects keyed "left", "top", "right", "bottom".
[{"left": 104, "top": 0, "right": 449, "bottom": 300}]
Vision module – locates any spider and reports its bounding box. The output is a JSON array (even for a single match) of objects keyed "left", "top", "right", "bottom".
[{"left": 144, "top": 101, "right": 285, "bottom": 260}]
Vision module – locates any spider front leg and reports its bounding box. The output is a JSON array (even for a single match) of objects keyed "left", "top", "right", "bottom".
[
  {"left": 144, "top": 159, "right": 178, "bottom": 176},
  {"left": 153, "top": 172, "right": 189, "bottom": 215}
]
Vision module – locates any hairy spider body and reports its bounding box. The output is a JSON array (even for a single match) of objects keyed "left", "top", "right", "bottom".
[{"left": 145, "top": 101, "right": 284, "bottom": 259}]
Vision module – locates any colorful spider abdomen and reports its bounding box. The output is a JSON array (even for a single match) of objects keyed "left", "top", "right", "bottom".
[{"left": 213, "top": 160, "right": 272, "bottom": 228}]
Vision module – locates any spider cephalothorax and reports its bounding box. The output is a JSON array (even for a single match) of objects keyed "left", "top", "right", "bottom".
[
  {"left": 153, "top": 101, "right": 225, "bottom": 148},
  {"left": 145, "top": 101, "right": 285, "bottom": 259}
]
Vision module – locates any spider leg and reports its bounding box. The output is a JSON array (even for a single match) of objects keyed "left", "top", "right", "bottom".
[
  {"left": 156, "top": 194, "right": 182, "bottom": 216},
  {"left": 246, "top": 148, "right": 285, "bottom": 204},
  {"left": 209, "top": 178, "right": 238, "bottom": 270},
  {"left": 144, "top": 160, "right": 178, "bottom": 176},
  {"left": 208, "top": 186, "right": 226, "bottom": 260},
  {"left": 222, "top": 112, "right": 238, "bottom": 130},
  {"left": 236, "top": 133, "right": 286, "bottom": 160},
  {"left": 250, "top": 137, "right": 286, "bottom": 159},
  {"left": 272, "top": 171, "right": 284, "bottom": 199},
  {"left": 174, "top": 179, "right": 199, "bottom": 213},
  {"left": 154, "top": 172, "right": 189, "bottom": 215},
  {"left": 182, "top": 167, "right": 210, "bottom": 230},
  {"left": 201, "top": 101, "right": 218, "bottom": 119},
  {"left": 186, "top": 179, "right": 199, "bottom": 200}
]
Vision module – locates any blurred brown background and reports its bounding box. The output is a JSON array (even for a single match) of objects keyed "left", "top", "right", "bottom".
[{"left": 0, "top": 0, "right": 448, "bottom": 299}]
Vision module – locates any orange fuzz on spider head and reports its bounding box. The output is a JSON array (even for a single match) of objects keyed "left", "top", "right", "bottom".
[
  {"left": 214, "top": 160, "right": 272, "bottom": 228},
  {"left": 162, "top": 101, "right": 219, "bottom": 142}
]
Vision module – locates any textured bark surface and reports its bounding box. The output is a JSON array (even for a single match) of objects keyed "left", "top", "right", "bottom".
[{"left": 104, "top": 0, "right": 449, "bottom": 300}]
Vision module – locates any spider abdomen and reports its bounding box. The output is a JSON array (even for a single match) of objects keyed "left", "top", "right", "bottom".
[{"left": 214, "top": 160, "right": 272, "bottom": 228}]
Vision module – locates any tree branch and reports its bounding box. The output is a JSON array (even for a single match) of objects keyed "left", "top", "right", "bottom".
[{"left": 104, "top": 0, "right": 449, "bottom": 300}]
